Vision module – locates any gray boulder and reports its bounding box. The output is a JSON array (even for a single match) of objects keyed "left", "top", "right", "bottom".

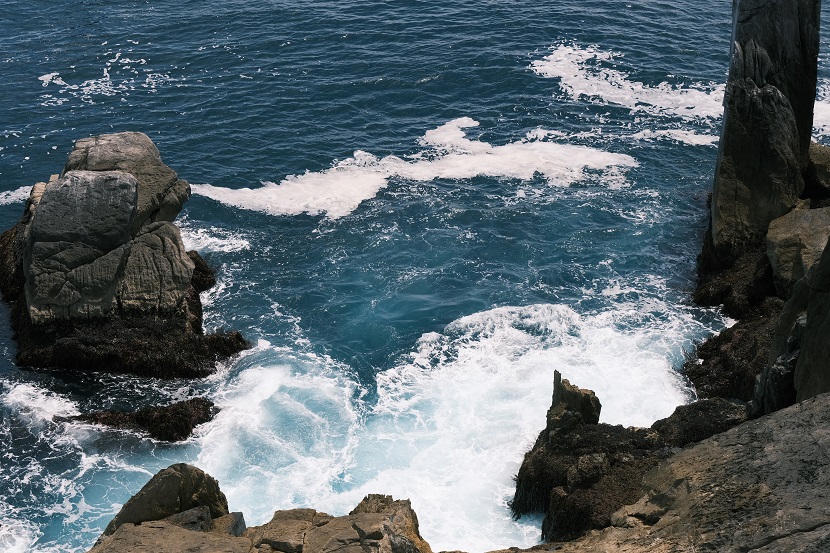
[
  {"left": 63, "top": 131, "right": 190, "bottom": 233},
  {"left": 0, "top": 132, "right": 247, "bottom": 377},
  {"left": 23, "top": 170, "right": 194, "bottom": 323},
  {"left": 706, "top": 0, "right": 820, "bottom": 265},
  {"left": 766, "top": 206, "right": 830, "bottom": 297},
  {"left": 103, "top": 463, "right": 229, "bottom": 536}
]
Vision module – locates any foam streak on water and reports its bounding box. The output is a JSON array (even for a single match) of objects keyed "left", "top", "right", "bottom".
[{"left": 191, "top": 118, "right": 637, "bottom": 219}]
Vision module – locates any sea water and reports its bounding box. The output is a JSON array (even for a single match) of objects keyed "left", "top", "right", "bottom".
[{"left": 2, "top": 1, "right": 830, "bottom": 551}]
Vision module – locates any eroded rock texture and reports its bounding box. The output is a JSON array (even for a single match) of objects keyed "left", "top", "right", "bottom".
[
  {"left": 509, "top": 372, "right": 747, "bottom": 541},
  {"left": 0, "top": 132, "right": 247, "bottom": 377},
  {"left": 706, "top": 0, "right": 820, "bottom": 266},
  {"left": 89, "top": 464, "right": 432, "bottom": 553}
]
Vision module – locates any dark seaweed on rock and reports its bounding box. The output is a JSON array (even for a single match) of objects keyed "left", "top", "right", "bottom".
[{"left": 58, "top": 397, "right": 218, "bottom": 442}]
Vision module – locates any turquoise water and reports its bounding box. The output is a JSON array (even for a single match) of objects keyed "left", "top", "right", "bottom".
[{"left": 2, "top": 1, "right": 829, "bottom": 551}]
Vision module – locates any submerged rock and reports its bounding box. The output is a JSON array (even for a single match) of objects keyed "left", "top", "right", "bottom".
[
  {"left": 60, "top": 397, "right": 218, "bottom": 442},
  {"left": 0, "top": 132, "right": 248, "bottom": 377}
]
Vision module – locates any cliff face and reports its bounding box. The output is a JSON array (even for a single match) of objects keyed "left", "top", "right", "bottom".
[
  {"left": 0, "top": 132, "right": 247, "bottom": 378},
  {"left": 705, "top": 0, "right": 821, "bottom": 267}
]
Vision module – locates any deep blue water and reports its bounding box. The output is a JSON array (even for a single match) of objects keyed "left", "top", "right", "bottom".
[{"left": 2, "top": 1, "right": 830, "bottom": 551}]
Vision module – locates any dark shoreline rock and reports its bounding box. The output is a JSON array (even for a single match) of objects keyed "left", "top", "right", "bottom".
[
  {"left": 0, "top": 132, "right": 249, "bottom": 378},
  {"left": 58, "top": 397, "right": 219, "bottom": 442},
  {"left": 509, "top": 372, "right": 748, "bottom": 542}
]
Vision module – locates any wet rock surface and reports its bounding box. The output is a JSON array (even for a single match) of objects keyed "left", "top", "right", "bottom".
[
  {"left": 59, "top": 397, "right": 218, "bottom": 442},
  {"left": 509, "top": 372, "right": 748, "bottom": 542}
]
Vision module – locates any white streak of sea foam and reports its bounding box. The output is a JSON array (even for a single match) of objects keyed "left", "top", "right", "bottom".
[
  {"left": 0, "top": 186, "right": 32, "bottom": 205},
  {"left": 531, "top": 44, "right": 725, "bottom": 122},
  {"left": 191, "top": 118, "right": 638, "bottom": 219},
  {"left": 179, "top": 223, "right": 251, "bottom": 254},
  {"left": 632, "top": 128, "right": 719, "bottom": 146},
  {"left": 0, "top": 382, "right": 79, "bottom": 427},
  {"left": 813, "top": 80, "right": 830, "bottom": 140}
]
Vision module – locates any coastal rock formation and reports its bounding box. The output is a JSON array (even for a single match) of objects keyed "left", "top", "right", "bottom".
[
  {"left": 766, "top": 206, "right": 830, "bottom": 296},
  {"left": 509, "top": 391, "right": 830, "bottom": 553},
  {"left": 102, "top": 463, "right": 230, "bottom": 537},
  {"left": 0, "top": 132, "right": 248, "bottom": 377},
  {"left": 705, "top": 0, "right": 820, "bottom": 266},
  {"left": 509, "top": 372, "right": 747, "bottom": 541},
  {"left": 791, "top": 241, "right": 830, "bottom": 401},
  {"left": 89, "top": 464, "right": 432, "bottom": 553},
  {"left": 59, "top": 397, "right": 218, "bottom": 442},
  {"left": 691, "top": 0, "right": 827, "bottom": 414}
]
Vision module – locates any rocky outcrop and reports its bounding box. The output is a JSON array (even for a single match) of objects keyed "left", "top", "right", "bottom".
[
  {"left": 59, "top": 397, "right": 218, "bottom": 442},
  {"left": 88, "top": 464, "right": 432, "bottom": 553},
  {"left": 690, "top": 0, "right": 827, "bottom": 416},
  {"left": 684, "top": 296, "right": 783, "bottom": 401},
  {"left": 0, "top": 132, "right": 248, "bottom": 377},
  {"left": 505, "top": 391, "right": 830, "bottom": 553},
  {"left": 102, "top": 463, "right": 230, "bottom": 537},
  {"left": 509, "top": 372, "right": 747, "bottom": 541},
  {"left": 705, "top": 0, "right": 820, "bottom": 267}
]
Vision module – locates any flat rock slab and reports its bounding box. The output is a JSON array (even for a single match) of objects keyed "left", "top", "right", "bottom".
[{"left": 91, "top": 521, "right": 253, "bottom": 553}]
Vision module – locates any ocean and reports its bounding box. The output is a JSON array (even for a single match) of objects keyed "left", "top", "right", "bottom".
[{"left": 2, "top": 1, "right": 829, "bottom": 551}]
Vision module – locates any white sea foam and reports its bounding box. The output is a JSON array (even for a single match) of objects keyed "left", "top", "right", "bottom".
[
  {"left": 179, "top": 220, "right": 252, "bottom": 253},
  {"left": 0, "top": 515, "right": 41, "bottom": 553},
  {"left": 0, "top": 186, "right": 32, "bottom": 205},
  {"left": 631, "top": 128, "right": 719, "bottom": 146},
  {"left": 192, "top": 118, "right": 638, "bottom": 219},
  {"left": 531, "top": 44, "right": 725, "bottom": 122},
  {"left": 531, "top": 44, "right": 724, "bottom": 146},
  {"left": 1, "top": 383, "right": 79, "bottom": 427},
  {"left": 195, "top": 349, "right": 364, "bottom": 523},
  {"left": 191, "top": 297, "right": 711, "bottom": 552},
  {"left": 813, "top": 80, "right": 830, "bottom": 140},
  {"left": 37, "top": 49, "right": 176, "bottom": 106}
]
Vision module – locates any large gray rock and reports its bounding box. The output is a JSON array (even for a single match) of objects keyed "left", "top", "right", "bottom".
[
  {"left": 766, "top": 207, "right": 830, "bottom": 297},
  {"left": 22, "top": 170, "right": 194, "bottom": 323},
  {"left": 0, "top": 132, "right": 248, "bottom": 377},
  {"left": 706, "top": 0, "right": 820, "bottom": 265},
  {"left": 63, "top": 131, "right": 190, "bottom": 233}
]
